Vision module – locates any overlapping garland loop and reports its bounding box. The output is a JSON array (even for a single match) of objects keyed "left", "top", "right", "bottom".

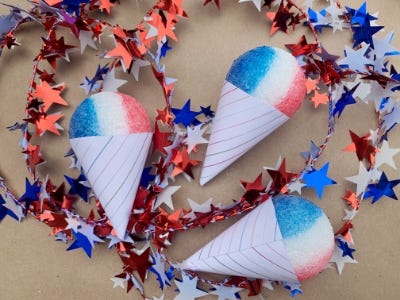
[{"left": 1, "top": 0, "right": 400, "bottom": 298}]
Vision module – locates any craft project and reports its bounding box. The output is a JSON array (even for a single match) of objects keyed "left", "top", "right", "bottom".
[
  {"left": 69, "top": 91, "right": 152, "bottom": 239},
  {"left": 200, "top": 46, "right": 306, "bottom": 185},
  {"left": 181, "top": 195, "right": 334, "bottom": 282}
]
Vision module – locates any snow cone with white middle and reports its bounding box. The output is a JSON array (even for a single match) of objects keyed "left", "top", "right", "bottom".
[
  {"left": 200, "top": 46, "right": 306, "bottom": 185},
  {"left": 182, "top": 195, "right": 334, "bottom": 282},
  {"left": 69, "top": 92, "right": 152, "bottom": 239}
]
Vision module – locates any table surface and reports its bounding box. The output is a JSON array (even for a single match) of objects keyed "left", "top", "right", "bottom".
[{"left": 1, "top": 0, "right": 400, "bottom": 299}]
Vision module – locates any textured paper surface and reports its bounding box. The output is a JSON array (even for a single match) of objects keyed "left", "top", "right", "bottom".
[
  {"left": 200, "top": 81, "right": 289, "bottom": 185},
  {"left": 1, "top": 1, "right": 400, "bottom": 299},
  {"left": 70, "top": 133, "right": 152, "bottom": 238},
  {"left": 183, "top": 199, "right": 298, "bottom": 282}
]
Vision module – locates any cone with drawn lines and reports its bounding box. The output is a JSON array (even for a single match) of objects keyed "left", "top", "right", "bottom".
[
  {"left": 69, "top": 91, "right": 152, "bottom": 239},
  {"left": 181, "top": 195, "right": 334, "bottom": 282},
  {"left": 200, "top": 46, "right": 306, "bottom": 185}
]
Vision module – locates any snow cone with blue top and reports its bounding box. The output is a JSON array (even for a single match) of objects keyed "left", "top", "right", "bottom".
[
  {"left": 182, "top": 195, "right": 334, "bottom": 282},
  {"left": 200, "top": 46, "right": 306, "bottom": 185},
  {"left": 69, "top": 92, "right": 152, "bottom": 239}
]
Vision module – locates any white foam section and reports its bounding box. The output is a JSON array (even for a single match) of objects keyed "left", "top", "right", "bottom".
[
  {"left": 70, "top": 133, "right": 152, "bottom": 238},
  {"left": 182, "top": 200, "right": 298, "bottom": 282},
  {"left": 253, "top": 48, "right": 298, "bottom": 106},
  {"left": 93, "top": 92, "right": 130, "bottom": 136},
  {"left": 284, "top": 215, "right": 334, "bottom": 272}
]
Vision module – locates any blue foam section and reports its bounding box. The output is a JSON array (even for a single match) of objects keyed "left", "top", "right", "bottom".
[
  {"left": 272, "top": 195, "right": 323, "bottom": 239},
  {"left": 225, "top": 46, "right": 276, "bottom": 95},
  {"left": 69, "top": 97, "right": 100, "bottom": 138}
]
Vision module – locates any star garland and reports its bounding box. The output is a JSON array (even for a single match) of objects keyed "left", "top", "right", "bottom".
[{"left": 1, "top": 0, "right": 400, "bottom": 299}]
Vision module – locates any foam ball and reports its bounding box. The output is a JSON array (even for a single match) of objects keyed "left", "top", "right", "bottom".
[
  {"left": 226, "top": 46, "right": 306, "bottom": 117},
  {"left": 272, "top": 195, "right": 335, "bottom": 281},
  {"left": 69, "top": 91, "right": 151, "bottom": 138}
]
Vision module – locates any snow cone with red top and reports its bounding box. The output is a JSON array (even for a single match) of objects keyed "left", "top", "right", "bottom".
[
  {"left": 182, "top": 195, "right": 334, "bottom": 282},
  {"left": 200, "top": 46, "right": 306, "bottom": 185},
  {"left": 69, "top": 92, "right": 152, "bottom": 239}
]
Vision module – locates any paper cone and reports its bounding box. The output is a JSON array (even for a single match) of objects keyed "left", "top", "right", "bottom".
[
  {"left": 181, "top": 199, "right": 298, "bottom": 282},
  {"left": 200, "top": 81, "right": 289, "bottom": 185},
  {"left": 70, "top": 133, "right": 152, "bottom": 239}
]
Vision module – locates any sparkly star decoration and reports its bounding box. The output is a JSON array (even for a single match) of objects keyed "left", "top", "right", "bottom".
[
  {"left": 184, "top": 124, "right": 209, "bottom": 153},
  {"left": 120, "top": 247, "right": 153, "bottom": 282},
  {"left": 265, "top": 158, "right": 298, "bottom": 194},
  {"left": 0, "top": 194, "right": 19, "bottom": 221},
  {"left": 303, "top": 162, "right": 336, "bottom": 198},
  {"left": 343, "top": 130, "right": 377, "bottom": 163},
  {"left": 66, "top": 222, "right": 104, "bottom": 258},
  {"left": 332, "top": 84, "right": 358, "bottom": 118},
  {"left": 351, "top": 14, "right": 383, "bottom": 48},
  {"left": 266, "top": 1, "right": 303, "bottom": 35},
  {"left": 330, "top": 243, "right": 357, "bottom": 274},
  {"left": 374, "top": 140, "right": 400, "bottom": 169},
  {"left": 149, "top": 252, "right": 174, "bottom": 289},
  {"left": 174, "top": 272, "right": 208, "bottom": 300},
  {"left": 18, "top": 178, "right": 41, "bottom": 211},
  {"left": 153, "top": 186, "right": 181, "bottom": 210},
  {"left": 64, "top": 173, "right": 91, "bottom": 202},
  {"left": 171, "top": 100, "right": 201, "bottom": 127},
  {"left": 363, "top": 172, "right": 400, "bottom": 203},
  {"left": 183, "top": 198, "right": 213, "bottom": 221},
  {"left": 209, "top": 283, "right": 242, "bottom": 300},
  {"left": 345, "top": 162, "right": 373, "bottom": 197},
  {"left": 338, "top": 43, "right": 372, "bottom": 72},
  {"left": 285, "top": 35, "right": 320, "bottom": 57},
  {"left": 336, "top": 238, "right": 356, "bottom": 259}
]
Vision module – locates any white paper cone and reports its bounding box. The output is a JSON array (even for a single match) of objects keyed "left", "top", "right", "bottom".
[
  {"left": 70, "top": 133, "right": 152, "bottom": 239},
  {"left": 200, "top": 81, "right": 289, "bottom": 185},
  {"left": 181, "top": 199, "right": 297, "bottom": 282}
]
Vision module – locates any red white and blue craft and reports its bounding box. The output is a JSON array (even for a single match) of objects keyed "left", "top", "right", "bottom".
[
  {"left": 200, "top": 46, "right": 306, "bottom": 185},
  {"left": 69, "top": 91, "right": 152, "bottom": 239},
  {"left": 182, "top": 195, "right": 334, "bottom": 282}
]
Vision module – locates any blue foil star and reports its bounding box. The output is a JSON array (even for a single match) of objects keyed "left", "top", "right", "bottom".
[
  {"left": 351, "top": 14, "right": 383, "bottom": 48},
  {"left": 160, "top": 40, "right": 172, "bottom": 59},
  {"left": 61, "top": 0, "right": 90, "bottom": 15},
  {"left": 66, "top": 231, "right": 93, "bottom": 257},
  {"left": 171, "top": 99, "right": 201, "bottom": 126},
  {"left": 0, "top": 194, "right": 18, "bottom": 221},
  {"left": 303, "top": 162, "right": 336, "bottom": 199},
  {"left": 18, "top": 178, "right": 41, "bottom": 210},
  {"left": 337, "top": 239, "right": 356, "bottom": 259},
  {"left": 64, "top": 173, "right": 91, "bottom": 202},
  {"left": 333, "top": 84, "right": 358, "bottom": 118},
  {"left": 346, "top": 2, "right": 378, "bottom": 26},
  {"left": 363, "top": 172, "right": 400, "bottom": 203},
  {"left": 140, "top": 167, "right": 156, "bottom": 187},
  {"left": 200, "top": 105, "right": 215, "bottom": 118}
]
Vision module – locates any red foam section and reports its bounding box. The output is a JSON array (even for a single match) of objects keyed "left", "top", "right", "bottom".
[
  {"left": 295, "top": 239, "right": 335, "bottom": 281},
  {"left": 274, "top": 67, "right": 306, "bottom": 117},
  {"left": 121, "top": 93, "right": 151, "bottom": 133}
]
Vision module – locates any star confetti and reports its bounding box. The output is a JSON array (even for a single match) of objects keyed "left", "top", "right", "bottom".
[
  {"left": 174, "top": 272, "right": 208, "bottom": 300},
  {"left": 172, "top": 100, "right": 201, "bottom": 127},
  {"left": 345, "top": 162, "right": 373, "bottom": 196},
  {"left": 31, "top": 81, "right": 68, "bottom": 112},
  {"left": 374, "top": 140, "right": 400, "bottom": 169},
  {"left": 153, "top": 186, "right": 181, "bottom": 210},
  {"left": 330, "top": 243, "right": 357, "bottom": 274},
  {"left": 363, "top": 172, "right": 400, "bottom": 203},
  {"left": 209, "top": 283, "right": 242, "bottom": 300},
  {"left": 303, "top": 162, "right": 336, "bottom": 198}
]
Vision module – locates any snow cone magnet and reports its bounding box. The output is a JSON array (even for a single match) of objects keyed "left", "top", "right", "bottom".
[
  {"left": 200, "top": 46, "right": 306, "bottom": 185},
  {"left": 69, "top": 92, "right": 152, "bottom": 239},
  {"left": 181, "top": 195, "right": 334, "bottom": 282}
]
